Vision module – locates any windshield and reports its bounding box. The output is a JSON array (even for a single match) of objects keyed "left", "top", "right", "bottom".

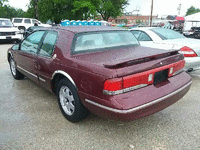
[
  {"left": 0, "top": 20, "right": 13, "bottom": 27},
  {"left": 73, "top": 31, "right": 139, "bottom": 54},
  {"left": 151, "top": 28, "right": 185, "bottom": 40}
]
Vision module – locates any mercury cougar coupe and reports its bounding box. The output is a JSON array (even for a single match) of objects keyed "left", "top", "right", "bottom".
[{"left": 7, "top": 26, "right": 192, "bottom": 122}]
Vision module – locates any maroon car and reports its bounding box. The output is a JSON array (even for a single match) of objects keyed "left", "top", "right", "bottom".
[{"left": 7, "top": 26, "right": 192, "bottom": 122}]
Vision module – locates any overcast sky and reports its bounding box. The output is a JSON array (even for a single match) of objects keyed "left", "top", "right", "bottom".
[{"left": 7, "top": 0, "right": 200, "bottom": 17}]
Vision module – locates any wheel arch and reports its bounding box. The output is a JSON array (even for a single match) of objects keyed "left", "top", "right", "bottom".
[
  {"left": 7, "top": 51, "right": 13, "bottom": 62},
  {"left": 51, "top": 70, "right": 77, "bottom": 94}
]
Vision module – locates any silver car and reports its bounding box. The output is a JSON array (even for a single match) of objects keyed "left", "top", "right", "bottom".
[{"left": 130, "top": 27, "right": 200, "bottom": 72}]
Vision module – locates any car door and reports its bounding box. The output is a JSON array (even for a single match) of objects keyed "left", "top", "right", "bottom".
[
  {"left": 13, "top": 30, "right": 45, "bottom": 83},
  {"left": 37, "top": 30, "right": 58, "bottom": 90}
]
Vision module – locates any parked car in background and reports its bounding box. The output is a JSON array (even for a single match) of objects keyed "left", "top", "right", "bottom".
[
  {"left": 23, "top": 26, "right": 46, "bottom": 38},
  {"left": 130, "top": 27, "right": 200, "bottom": 72},
  {"left": 182, "top": 20, "right": 200, "bottom": 38},
  {"left": 7, "top": 26, "right": 192, "bottom": 122},
  {"left": 12, "top": 18, "right": 51, "bottom": 31},
  {"left": 183, "top": 26, "right": 200, "bottom": 38},
  {"left": 0, "top": 18, "right": 23, "bottom": 43}
]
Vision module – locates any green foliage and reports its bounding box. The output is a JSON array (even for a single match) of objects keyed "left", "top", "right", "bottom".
[
  {"left": 96, "top": 0, "right": 129, "bottom": 21},
  {"left": 25, "top": 0, "right": 129, "bottom": 24},
  {"left": 0, "top": 0, "right": 8, "bottom": 6},
  {"left": 186, "top": 6, "right": 200, "bottom": 16},
  {"left": 37, "top": 0, "right": 75, "bottom": 23},
  {"left": 0, "top": 0, "right": 25, "bottom": 19},
  {"left": 72, "top": 0, "right": 97, "bottom": 20}
]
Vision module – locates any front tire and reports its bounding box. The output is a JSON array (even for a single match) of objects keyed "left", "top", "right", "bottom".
[
  {"left": 9, "top": 57, "right": 24, "bottom": 80},
  {"left": 56, "top": 78, "right": 88, "bottom": 122}
]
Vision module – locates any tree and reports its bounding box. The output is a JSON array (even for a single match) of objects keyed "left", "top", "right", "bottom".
[
  {"left": 72, "top": 0, "right": 97, "bottom": 20},
  {"left": 0, "top": 0, "right": 8, "bottom": 6},
  {"left": 186, "top": 6, "right": 200, "bottom": 16},
  {"left": 96, "top": 0, "right": 129, "bottom": 21},
  {"left": 0, "top": 0, "right": 25, "bottom": 18},
  {"left": 73, "top": 0, "right": 129, "bottom": 21},
  {"left": 25, "top": 0, "right": 129, "bottom": 23}
]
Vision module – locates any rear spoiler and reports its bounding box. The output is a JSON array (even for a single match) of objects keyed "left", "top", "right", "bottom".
[{"left": 103, "top": 50, "right": 179, "bottom": 69}]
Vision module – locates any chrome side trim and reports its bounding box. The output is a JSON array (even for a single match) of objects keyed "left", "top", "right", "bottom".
[
  {"left": 39, "top": 77, "right": 46, "bottom": 82},
  {"left": 17, "top": 66, "right": 37, "bottom": 78},
  {"left": 85, "top": 81, "right": 192, "bottom": 114},
  {"left": 103, "top": 84, "right": 148, "bottom": 95},
  {"left": 51, "top": 70, "right": 77, "bottom": 88}
]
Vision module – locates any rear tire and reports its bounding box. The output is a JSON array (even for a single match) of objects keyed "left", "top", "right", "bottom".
[
  {"left": 9, "top": 57, "right": 24, "bottom": 80},
  {"left": 56, "top": 78, "right": 88, "bottom": 122}
]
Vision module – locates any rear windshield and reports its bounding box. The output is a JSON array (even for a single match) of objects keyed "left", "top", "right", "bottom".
[
  {"left": 13, "top": 19, "right": 23, "bottom": 23},
  {"left": 73, "top": 31, "right": 139, "bottom": 54},
  {"left": 151, "top": 28, "right": 185, "bottom": 40},
  {"left": 0, "top": 20, "right": 13, "bottom": 27}
]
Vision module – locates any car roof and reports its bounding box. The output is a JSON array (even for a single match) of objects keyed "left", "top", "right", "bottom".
[
  {"left": 12, "top": 18, "right": 35, "bottom": 20},
  {"left": 130, "top": 27, "right": 157, "bottom": 31},
  {"left": 52, "top": 26, "right": 126, "bottom": 33}
]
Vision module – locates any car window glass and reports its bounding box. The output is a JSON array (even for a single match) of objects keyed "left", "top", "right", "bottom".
[
  {"left": 151, "top": 28, "right": 185, "bottom": 40},
  {"left": 39, "top": 31, "right": 58, "bottom": 57},
  {"left": 32, "top": 20, "right": 36, "bottom": 24},
  {"left": 74, "top": 31, "right": 139, "bottom": 53},
  {"left": 0, "top": 19, "right": 13, "bottom": 27},
  {"left": 21, "top": 31, "right": 45, "bottom": 54},
  {"left": 24, "top": 19, "right": 31, "bottom": 24},
  {"left": 138, "top": 32, "right": 152, "bottom": 41},
  {"left": 13, "top": 19, "right": 22, "bottom": 23},
  {"left": 131, "top": 31, "right": 141, "bottom": 39}
]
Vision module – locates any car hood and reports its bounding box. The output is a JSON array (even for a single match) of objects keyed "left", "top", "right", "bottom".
[{"left": 0, "top": 27, "right": 19, "bottom": 32}]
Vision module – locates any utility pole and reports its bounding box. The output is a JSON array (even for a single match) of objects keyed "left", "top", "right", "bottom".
[
  {"left": 34, "top": 0, "right": 39, "bottom": 19},
  {"left": 150, "top": 0, "right": 153, "bottom": 27}
]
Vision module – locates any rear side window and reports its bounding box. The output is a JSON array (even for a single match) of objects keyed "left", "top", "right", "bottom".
[
  {"left": 39, "top": 31, "right": 58, "bottom": 57},
  {"left": 138, "top": 32, "right": 152, "bottom": 41},
  {"left": 131, "top": 30, "right": 141, "bottom": 39},
  {"left": 13, "top": 19, "right": 23, "bottom": 23},
  {"left": 131, "top": 30, "right": 152, "bottom": 41},
  {"left": 24, "top": 19, "right": 31, "bottom": 24}
]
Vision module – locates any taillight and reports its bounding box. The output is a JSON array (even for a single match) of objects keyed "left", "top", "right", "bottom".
[
  {"left": 103, "top": 78, "right": 123, "bottom": 91},
  {"left": 180, "top": 46, "right": 197, "bottom": 57},
  {"left": 103, "top": 60, "right": 185, "bottom": 95}
]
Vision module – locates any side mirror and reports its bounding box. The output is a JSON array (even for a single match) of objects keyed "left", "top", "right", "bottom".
[{"left": 12, "top": 44, "right": 20, "bottom": 50}]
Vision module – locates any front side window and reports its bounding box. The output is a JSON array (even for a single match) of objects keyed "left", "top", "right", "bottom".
[
  {"left": 151, "top": 28, "right": 185, "bottom": 40},
  {"left": 73, "top": 31, "right": 139, "bottom": 54},
  {"left": 24, "top": 19, "right": 31, "bottom": 24},
  {"left": 39, "top": 31, "right": 58, "bottom": 57},
  {"left": 21, "top": 31, "right": 45, "bottom": 54}
]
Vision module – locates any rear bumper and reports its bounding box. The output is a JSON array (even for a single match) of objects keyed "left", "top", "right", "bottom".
[
  {"left": 185, "top": 57, "right": 200, "bottom": 71},
  {"left": 81, "top": 72, "right": 192, "bottom": 121}
]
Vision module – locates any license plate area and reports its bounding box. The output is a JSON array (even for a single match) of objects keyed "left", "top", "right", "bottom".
[
  {"left": 153, "top": 69, "right": 168, "bottom": 85},
  {"left": 6, "top": 37, "right": 12, "bottom": 39}
]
